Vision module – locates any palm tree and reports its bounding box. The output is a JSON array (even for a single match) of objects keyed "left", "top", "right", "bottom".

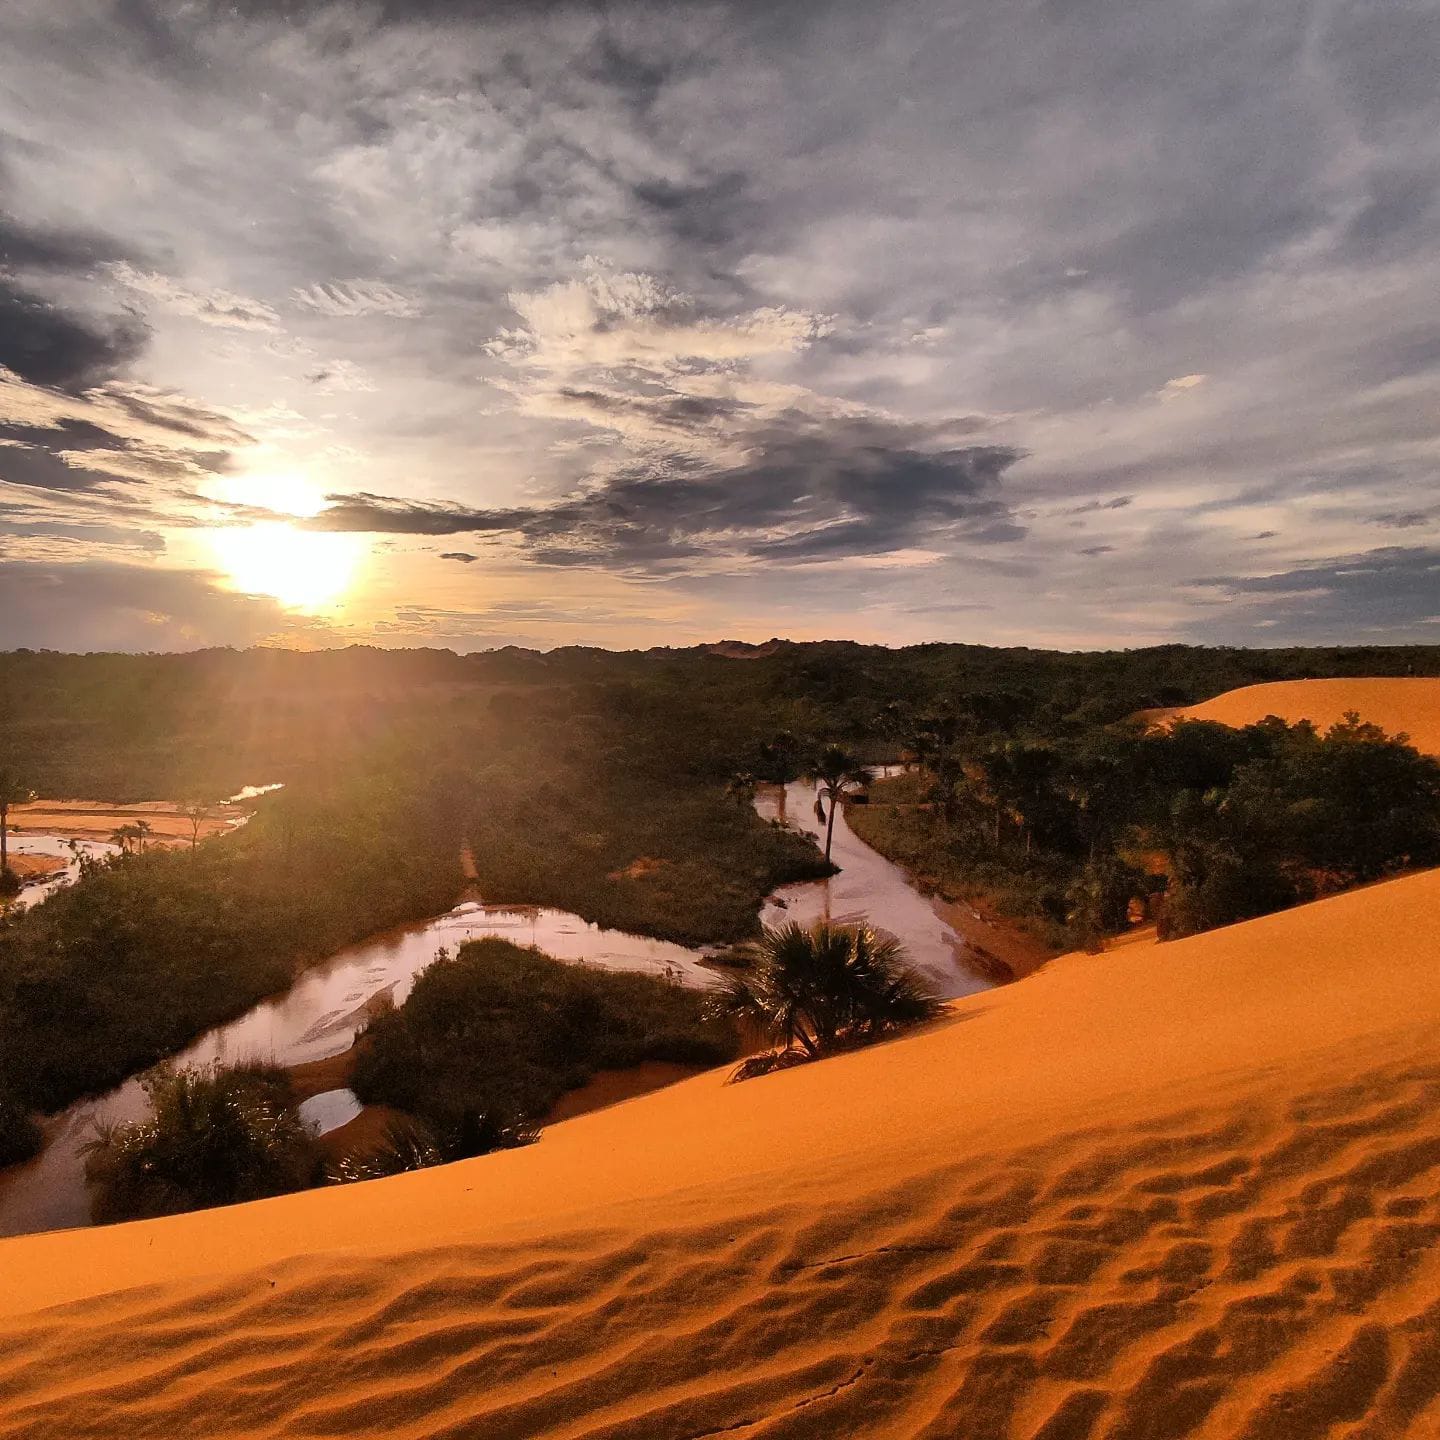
[
  {"left": 0, "top": 766, "right": 36, "bottom": 879},
  {"left": 807, "top": 745, "right": 874, "bottom": 864},
  {"left": 80, "top": 1063, "right": 322, "bottom": 1223},
  {"left": 109, "top": 824, "right": 139, "bottom": 854},
  {"left": 133, "top": 818, "right": 153, "bottom": 855},
  {"left": 708, "top": 920, "right": 940, "bottom": 1062},
  {"left": 755, "top": 732, "right": 804, "bottom": 820}
]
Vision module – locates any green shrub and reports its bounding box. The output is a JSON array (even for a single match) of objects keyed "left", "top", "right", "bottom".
[
  {"left": 81, "top": 1062, "right": 324, "bottom": 1223},
  {"left": 352, "top": 939, "right": 738, "bottom": 1133},
  {"left": 0, "top": 1088, "right": 41, "bottom": 1167}
]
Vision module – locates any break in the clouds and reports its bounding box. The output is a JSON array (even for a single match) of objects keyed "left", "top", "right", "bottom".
[{"left": 0, "top": 0, "right": 1437, "bottom": 651}]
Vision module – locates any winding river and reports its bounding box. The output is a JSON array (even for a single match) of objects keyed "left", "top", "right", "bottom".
[{"left": 0, "top": 775, "right": 992, "bottom": 1239}]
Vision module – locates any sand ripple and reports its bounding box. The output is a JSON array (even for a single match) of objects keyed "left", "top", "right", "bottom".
[
  {"left": 2, "top": 1053, "right": 1440, "bottom": 1437},
  {"left": 4, "top": 868, "right": 1440, "bottom": 1438}
]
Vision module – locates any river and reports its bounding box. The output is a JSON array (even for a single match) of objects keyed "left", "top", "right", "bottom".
[
  {"left": 755, "top": 777, "right": 992, "bottom": 1002},
  {"left": 0, "top": 775, "right": 992, "bottom": 1239}
]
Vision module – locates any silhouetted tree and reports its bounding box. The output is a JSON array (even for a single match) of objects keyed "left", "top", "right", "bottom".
[
  {"left": 0, "top": 766, "right": 36, "bottom": 879},
  {"left": 807, "top": 745, "right": 874, "bottom": 863},
  {"left": 181, "top": 800, "right": 213, "bottom": 853}
]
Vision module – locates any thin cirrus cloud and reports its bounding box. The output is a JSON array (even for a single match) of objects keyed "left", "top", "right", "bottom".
[
  {"left": 0, "top": 0, "right": 1436, "bottom": 650},
  {"left": 104, "top": 263, "right": 282, "bottom": 331},
  {"left": 291, "top": 280, "right": 422, "bottom": 319}
]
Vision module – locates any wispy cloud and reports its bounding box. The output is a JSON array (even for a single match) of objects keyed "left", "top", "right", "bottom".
[
  {"left": 0, "top": 0, "right": 1435, "bottom": 648},
  {"left": 291, "top": 280, "right": 421, "bottom": 319},
  {"left": 105, "top": 263, "right": 281, "bottom": 331}
]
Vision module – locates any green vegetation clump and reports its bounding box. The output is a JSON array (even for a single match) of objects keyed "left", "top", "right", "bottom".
[
  {"left": 81, "top": 1062, "right": 324, "bottom": 1224},
  {"left": 352, "top": 939, "right": 739, "bottom": 1135},
  {"left": 710, "top": 921, "right": 942, "bottom": 1078},
  {"left": 465, "top": 686, "right": 831, "bottom": 945},
  {"left": 0, "top": 769, "right": 463, "bottom": 1114},
  {"left": 6, "top": 640, "right": 1440, "bottom": 1157},
  {"left": 328, "top": 1112, "right": 537, "bottom": 1182},
  {"left": 0, "top": 1087, "right": 41, "bottom": 1167},
  {"left": 850, "top": 710, "right": 1440, "bottom": 946}
]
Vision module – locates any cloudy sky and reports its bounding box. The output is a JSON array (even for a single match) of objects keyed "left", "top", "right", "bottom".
[{"left": 1, "top": 0, "right": 1437, "bottom": 652}]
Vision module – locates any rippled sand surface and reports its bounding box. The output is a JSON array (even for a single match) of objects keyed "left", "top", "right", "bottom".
[{"left": 3, "top": 869, "right": 1440, "bottom": 1438}]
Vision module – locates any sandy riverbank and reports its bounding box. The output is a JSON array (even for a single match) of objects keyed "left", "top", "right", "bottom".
[
  {"left": 6, "top": 798, "right": 247, "bottom": 848},
  {"left": 932, "top": 890, "right": 1060, "bottom": 980},
  {"left": 1, "top": 852, "right": 68, "bottom": 881},
  {"left": 4, "top": 866, "right": 1440, "bottom": 1435}
]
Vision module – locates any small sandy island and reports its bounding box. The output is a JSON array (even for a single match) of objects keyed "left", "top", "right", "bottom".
[
  {"left": 1142, "top": 676, "right": 1440, "bottom": 756},
  {"left": 4, "top": 864, "right": 1440, "bottom": 1436}
]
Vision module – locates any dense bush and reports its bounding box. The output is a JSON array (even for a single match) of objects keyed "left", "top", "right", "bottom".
[
  {"left": 352, "top": 939, "right": 739, "bottom": 1133},
  {"left": 0, "top": 769, "right": 463, "bottom": 1114},
  {"left": 81, "top": 1063, "right": 324, "bottom": 1224},
  {"left": 852, "top": 713, "right": 1440, "bottom": 946},
  {"left": 0, "top": 1087, "right": 41, "bottom": 1167}
]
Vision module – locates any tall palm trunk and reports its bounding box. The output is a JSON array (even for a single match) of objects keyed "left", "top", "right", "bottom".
[{"left": 823, "top": 787, "right": 838, "bottom": 862}]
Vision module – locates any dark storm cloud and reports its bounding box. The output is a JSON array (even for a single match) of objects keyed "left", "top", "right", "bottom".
[
  {"left": 0, "top": 212, "right": 136, "bottom": 273},
  {"left": 315, "top": 419, "right": 1024, "bottom": 571},
  {"left": 0, "top": 282, "right": 149, "bottom": 392},
  {"left": 0, "top": 441, "right": 121, "bottom": 493},
  {"left": 438, "top": 551, "right": 478, "bottom": 563},
  {"left": 1194, "top": 547, "right": 1440, "bottom": 641}
]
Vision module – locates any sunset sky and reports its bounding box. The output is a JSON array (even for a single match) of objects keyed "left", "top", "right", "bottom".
[{"left": 1, "top": 0, "right": 1437, "bottom": 653}]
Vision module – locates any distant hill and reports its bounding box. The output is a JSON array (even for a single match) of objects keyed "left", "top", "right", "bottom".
[{"left": 698, "top": 638, "right": 788, "bottom": 659}]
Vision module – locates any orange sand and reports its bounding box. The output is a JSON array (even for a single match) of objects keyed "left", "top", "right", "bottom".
[
  {"left": 7, "top": 799, "right": 243, "bottom": 847},
  {"left": 1147, "top": 677, "right": 1440, "bottom": 755},
  {"left": 4, "top": 869, "right": 1440, "bottom": 1436},
  {"left": 2, "top": 853, "right": 67, "bottom": 881}
]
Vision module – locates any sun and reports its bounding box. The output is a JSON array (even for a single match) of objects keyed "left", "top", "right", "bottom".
[{"left": 207, "top": 521, "right": 368, "bottom": 611}]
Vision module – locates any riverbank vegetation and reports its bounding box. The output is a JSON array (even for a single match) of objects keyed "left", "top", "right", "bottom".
[
  {"left": 351, "top": 939, "right": 738, "bottom": 1143},
  {"left": 82, "top": 1062, "right": 324, "bottom": 1224},
  {"left": 850, "top": 710, "right": 1440, "bottom": 947},
  {"left": 713, "top": 921, "right": 942, "bottom": 1080},
  {"left": 345, "top": 938, "right": 731, "bottom": 1140},
  {"left": 464, "top": 688, "right": 830, "bottom": 944},
  {"left": 0, "top": 1086, "right": 41, "bottom": 1167},
  {"left": 0, "top": 768, "right": 463, "bottom": 1114}
]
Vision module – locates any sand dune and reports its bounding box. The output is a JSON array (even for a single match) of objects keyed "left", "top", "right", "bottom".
[
  {"left": 1146, "top": 677, "right": 1440, "bottom": 755},
  {"left": 4, "top": 870, "right": 1440, "bottom": 1436}
]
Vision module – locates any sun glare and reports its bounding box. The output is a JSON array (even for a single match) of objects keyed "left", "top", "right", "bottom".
[
  {"left": 202, "top": 472, "right": 331, "bottom": 518},
  {"left": 208, "top": 522, "right": 367, "bottom": 611}
]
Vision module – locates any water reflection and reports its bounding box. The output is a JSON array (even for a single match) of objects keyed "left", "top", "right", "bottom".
[
  {"left": 0, "top": 772, "right": 990, "bottom": 1240},
  {"left": 298, "top": 1089, "right": 363, "bottom": 1136},
  {"left": 754, "top": 776, "right": 990, "bottom": 1002},
  {"left": 0, "top": 899, "right": 718, "bottom": 1237}
]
